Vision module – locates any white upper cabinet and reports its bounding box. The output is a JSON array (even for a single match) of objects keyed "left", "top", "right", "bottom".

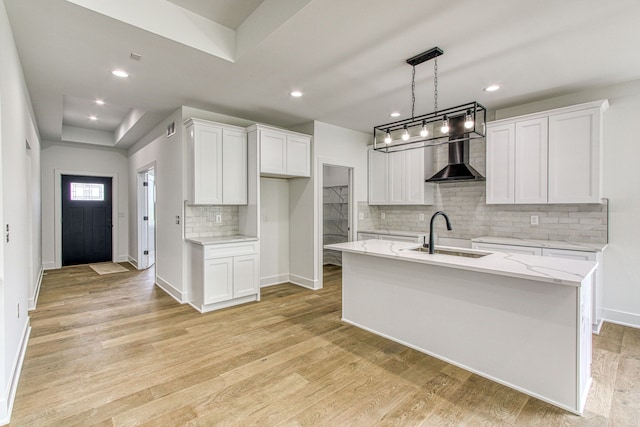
[
  {"left": 485, "top": 123, "right": 515, "bottom": 204},
  {"left": 515, "top": 118, "right": 548, "bottom": 204},
  {"left": 184, "top": 118, "right": 248, "bottom": 205},
  {"left": 548, "top": 108, "right": 601, "bottom": 203},
  {"left": 368, "top": 147, "right": 434, "bottom": 205},
  {"left": 368, "top": 149, "right": 388, "bottom": 205},
  {"left": 252, "top": 126, "right": 311, "bottom": 178},
  {"left": 486, "top": 100, "right": 608, "bottom": 205}
]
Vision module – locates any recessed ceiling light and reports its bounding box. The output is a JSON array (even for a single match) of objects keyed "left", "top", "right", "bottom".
[
  {"left": 89, "top": 115, "right": 98, "bottom": 121},
  {"left": 95, "top": 99, "right": 105, "bottom": 105},
  {"left": 290, "top": 90, "right": 303, "bottom": 97},
  {"left": 389, "top": 112, "right": 401, "bottom": 118},
  {"left": 484, "top": 84, "right": 502, "bottom": 92},
  {"left": 112, "top": 69, "right": 129, "bottom": 78}
]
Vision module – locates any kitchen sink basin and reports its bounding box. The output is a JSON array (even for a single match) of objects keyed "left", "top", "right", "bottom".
[{"left": 406, "top": 246, "right": 489, "bottom": 258}]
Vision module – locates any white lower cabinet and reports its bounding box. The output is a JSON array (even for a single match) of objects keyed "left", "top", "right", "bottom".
[
  {"left": 471, "top": 242, "right": 542, "bottom": 256},
  {"left": 189, "top": 241, "right": 260, "bottom": 313},
  {"left": 471, "top": 241, "right": 603, "bottom": 333}
]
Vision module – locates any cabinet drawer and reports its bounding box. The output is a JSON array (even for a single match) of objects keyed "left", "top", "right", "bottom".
[{"left": 204, "top": 242, "right": 259, "bottom": 259}]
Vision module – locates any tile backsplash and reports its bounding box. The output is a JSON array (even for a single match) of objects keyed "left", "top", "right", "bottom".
[
  {"left": 359, "top": 141, "right": 608, "bottom": 244},
  {"left": 184, "top": 204, "right": 239, "bottom": 239}
]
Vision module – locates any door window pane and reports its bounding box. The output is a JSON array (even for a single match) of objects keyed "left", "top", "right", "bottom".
[{"left": 70, "top": 182, "right": 104, "bottom": 201}]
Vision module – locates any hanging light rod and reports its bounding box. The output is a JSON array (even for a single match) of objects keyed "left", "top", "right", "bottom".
[{"left": 406, "top": 47, "right": 444, "bottom": 67}]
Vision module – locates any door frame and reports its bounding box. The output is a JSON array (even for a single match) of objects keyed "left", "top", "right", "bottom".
[
  {"left": 315, "top": 157, "right": 356, "bottom": 290},
  {"left": 136, "top": 162, "right": 157, "bottom": 270},
  {"left": 54, "top": 169, "right": 119, "bottom": 269}
]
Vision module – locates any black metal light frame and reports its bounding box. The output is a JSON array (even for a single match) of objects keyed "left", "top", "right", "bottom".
[
  {"left": 373, "top": 101, "right": 487, "bottom": 153},
  {"left": 373, "top": 46, "right": 487, "bottom": 153}
]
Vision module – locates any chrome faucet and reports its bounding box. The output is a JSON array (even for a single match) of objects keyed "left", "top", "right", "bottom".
[{"left": 427, "top": 211, "right": 453, "bottom": 254}]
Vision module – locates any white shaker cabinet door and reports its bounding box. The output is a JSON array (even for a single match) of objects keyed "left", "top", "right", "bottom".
[
  {"left": 515, "top": 118, "right": 548, "bottom": 204},
  {"left": 260, "top": 130, "right": 287, "bottom": 175},
  {"left": 548, "top": 108, "right": 601, "bottom": 203},
  {"left": 204, "top": 257, "right": 233, "bottom": 304},
  {"left": 368, "top": 149, "right": 389, "bottom": 205},
  {"left": 222, "top": 129, "right": 248, "bottom": 204},
  {"left": 388, "top": 151, "right": 405, "bottom": 205},
  {"left": 286, "top": 135, "right": 311, "bottom": 177},
  {"left": 486, "top": 123, "right": 515, "bottom": 204},
  {"left": 191, "top": 124, "right": 223, "bottom": 205},
  {"left": 233, "top": 254, "right": 259, "bottom": 298}
]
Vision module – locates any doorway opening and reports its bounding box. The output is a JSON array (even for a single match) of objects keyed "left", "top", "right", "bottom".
[
  {"left": 321, "top": 164, "right": 352, "bottom": 267},
  {"left": 61, "top": 175, "right": 113, "bottom": 266},
  {"left": 137, "top": 167, "right": 156, "bottom": 270}
]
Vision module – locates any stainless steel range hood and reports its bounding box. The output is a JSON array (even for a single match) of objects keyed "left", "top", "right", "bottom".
[{"left": 426, "top": 116, "right": 485, "bottom": 183}]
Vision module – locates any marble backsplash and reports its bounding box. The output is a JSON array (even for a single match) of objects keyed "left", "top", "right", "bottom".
[
  {"left": 358, "top": 190, "right": 608, "bottom": 244},
  {"left": 184, "top": 204, "right": 239, "bottom": 239}
]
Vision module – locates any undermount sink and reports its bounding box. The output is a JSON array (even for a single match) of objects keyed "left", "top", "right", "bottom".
[{"left": 406, "top": 246, "right": 489, "bottom": 259}]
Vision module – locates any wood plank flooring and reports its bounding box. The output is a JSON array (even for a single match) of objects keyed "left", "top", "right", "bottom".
[{"left": 8, "top": 263, "right": 640, "bottom": 426}]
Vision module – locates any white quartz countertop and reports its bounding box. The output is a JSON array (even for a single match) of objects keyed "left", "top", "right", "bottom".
[
  {"left": 185, "top": 235, "right": 258, "bottom": 245},
  {"left": 325, "top": 239, "right": 597, "bottom": 287},
  {"left": 358, "top": 229, "right": 426, "bottom": 237},
  {"left": 471, "top": 236, "right": 607, "bottom": 252}
]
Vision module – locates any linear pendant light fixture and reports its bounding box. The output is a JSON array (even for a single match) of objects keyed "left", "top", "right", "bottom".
[{"left": 374, "top": 47, "right": 486, "bottom": 153}]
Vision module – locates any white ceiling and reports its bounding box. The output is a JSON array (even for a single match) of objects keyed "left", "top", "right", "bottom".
[{"left": 5, "top": 0, "right": 640, "bottom": 149}]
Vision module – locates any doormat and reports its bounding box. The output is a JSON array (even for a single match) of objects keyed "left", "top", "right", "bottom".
[{"left": 89, "top": 262, "right": 129, "bottom": 275}]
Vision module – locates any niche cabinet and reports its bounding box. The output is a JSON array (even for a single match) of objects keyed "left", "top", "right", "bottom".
[
  {"left": 188, "top": 240, "right": 260, "bottom": 313},
  {"left": 485, "top": 100, "right": 608, "bottom": 205},
  {"left": 184, "top": 118, "right": 247, "bottom": 205},
  {"left": 249, "top": 125, "right": 311, "bottom": 178},
  {"left": 368, "top": 147, "right": 434, "bottom": 205}
]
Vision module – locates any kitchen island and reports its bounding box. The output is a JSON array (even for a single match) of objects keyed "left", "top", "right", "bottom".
[{"left": 324, "top": 239, "right": 597, "bottom": 415}]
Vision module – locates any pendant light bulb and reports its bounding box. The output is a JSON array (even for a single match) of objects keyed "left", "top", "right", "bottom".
[
  {"left": 464, "top": 110, "right": 474, "bottom": 129},
  {"left": 402, "top": 125, "right": 410, "bottom": 141},
  {"left": 420, "top": 120, "right": 428, "bottom": 137},
  {"left": 440, "top": 116, "right": 450, "bottom": 134},
  {"left": 384, "top": 129, "right": 392, "bottom": 144}
]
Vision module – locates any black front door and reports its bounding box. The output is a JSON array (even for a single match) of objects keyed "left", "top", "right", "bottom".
[{"left": 62, "top": 175, "right": 113, "bottom": 266}]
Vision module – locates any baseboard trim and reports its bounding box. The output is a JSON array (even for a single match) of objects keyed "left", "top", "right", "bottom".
[
  {"left": 289, "top": 274, "right": 319, "bottom": 290},
  {"left": 28, "top": 266, "right": 45, "bottom": 311},
  {"left": 42, "top": 261, "right": 56, "bottom": 270},
  {"left": 127, "top": 256, "right": 138, "bottom": 269},
  {"left": 155, "top": 276, "right": 186, "bottom": 304},
  {"left": 260, "top": 274, "right": 290, "bottom": 288},
  {"left": 603, "top": 308, "right": 640, "bottom": 329},
  {"left": 0, "top": 320, "right": 31, "bottom": 426},
  {"left": 116, "top": 255, "right": 128, "bottom": 263}
]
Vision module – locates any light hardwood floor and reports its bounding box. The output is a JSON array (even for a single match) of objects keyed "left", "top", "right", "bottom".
[{"left": 9, "top": 263, "right": 640, "bottom": 426}]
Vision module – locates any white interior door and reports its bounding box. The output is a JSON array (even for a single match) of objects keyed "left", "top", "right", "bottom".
[{"left": 138, "top": 168, "right": 156, "bottom": 270}]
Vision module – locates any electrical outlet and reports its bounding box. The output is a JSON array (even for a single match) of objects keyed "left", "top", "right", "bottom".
[
  {"left": 263, "top": 215, "right": 268, "bottom": 222},
  {"left": 419, "top": 213, "right": 425, "bottom": 221},
  {"left": 17, "top": 303, "right": 20, "bottom": 318},
  {"left": 530, "top": 215, "right": 539, "bottom": 225},
  {"left": 381, "top": 213, "right": 386, "bottom": 220},
  {"left": 175, "top": 216, "right": 180, "bottom": 225},
  {"left": 216, "top": 214, "right": 222, "bottom": 223}
]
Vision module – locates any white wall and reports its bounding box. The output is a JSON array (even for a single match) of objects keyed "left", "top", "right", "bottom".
[
  {"left": 128, "top": 108, "right": 185, "bottom": 301},
  {"left": 323, "top": 165, "right": 349, "bottom": 187},
  {"left": 496, "top": 79, "right": 640, "bottom": 328},
  {"left": 0, "top": 0, "right": 42, "bottom": 422},
  {"left": 259, "top": 178, "right": 289, "bottom": 286},
  {"left": 287, "top": 121, "right": 369, "bottom": 288},
  {"left": 40, "top": 143, "right": 129, "bottom": 268}
]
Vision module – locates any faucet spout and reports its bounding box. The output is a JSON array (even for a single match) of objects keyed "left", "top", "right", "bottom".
[{"left": 428, "top": 211, "right": 453, "bottom": 254}]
